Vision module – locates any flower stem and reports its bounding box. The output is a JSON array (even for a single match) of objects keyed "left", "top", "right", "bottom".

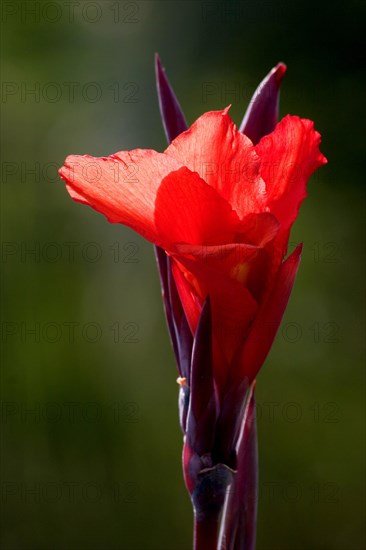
[{"left": 193, "top": 513, "right": 219, "bottom": 550}]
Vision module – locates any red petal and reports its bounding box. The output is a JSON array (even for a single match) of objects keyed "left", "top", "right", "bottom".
[
  {"left": 154, "top": 167, "right": 240, "bottom": 247},
  {"left": 171, "top": 259, "right": 202, "bottom": 336},
  {"left": 171, "top": 244, "right": 259, "bottom": 380},
  {"left": 59, "top": 150, "right": 184, "bottom": 243},
  {"left": 256, "top": 115, "right": 327, "bottom": 232},
  {"left": 237, "top": 212, "right": 279, "bottom": 247},
  {"left": 165, "top": 110, "right": 266, "bottom": 219},
  {"left": 234, "top": 243, "right": 303, "bottom": 382}
]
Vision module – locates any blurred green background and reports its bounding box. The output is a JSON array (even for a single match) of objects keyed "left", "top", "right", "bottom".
[{"left": 1, "top": 1, "right": 365, "bottom": 548}]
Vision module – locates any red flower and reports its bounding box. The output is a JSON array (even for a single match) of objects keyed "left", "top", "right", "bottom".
[{"left": 59, "top": 108, "right": 326, "bottom": 393}]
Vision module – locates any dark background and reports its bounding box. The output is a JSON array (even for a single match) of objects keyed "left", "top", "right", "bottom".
[{"left": 1, "top": 1, "right": 365, "bottom": 548}]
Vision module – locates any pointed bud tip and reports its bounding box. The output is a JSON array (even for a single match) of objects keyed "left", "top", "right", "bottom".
[
  {"left": 155, "top": 53, "right": 163, "bottom": 77},
  {"left": 274, "top": 62, "right": 287, "bottom": 86},
  {"left": 155, "top": 54, "right": 170, "bottom": 87},
  {"left": 154, "top": 53, "right": 188, "bottom": 143}
]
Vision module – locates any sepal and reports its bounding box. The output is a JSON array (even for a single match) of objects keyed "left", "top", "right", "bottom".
[
  {"left": 213, "top": 376, "right": 249, "bottom": 467},
  {"left": 186, "top": 298, "right": 217, "bottom": 456}
]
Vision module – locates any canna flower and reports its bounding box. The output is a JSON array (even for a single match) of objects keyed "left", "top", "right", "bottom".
[
  {"left": 59, "top": 57, "right": 327, "bottom": 549},
  {"left": 59, "top": 97, "right": 326, "bottom": 395}
]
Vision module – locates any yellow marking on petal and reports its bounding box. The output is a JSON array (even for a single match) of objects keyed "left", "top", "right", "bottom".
[
  {"left": 177, "top": 377, "right": 188, "bottom": 387},
  {"left": 231, "top": 262, "right": 250, "bottom": 284}
]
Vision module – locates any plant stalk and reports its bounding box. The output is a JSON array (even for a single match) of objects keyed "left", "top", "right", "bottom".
[{"left": 193, "top": 512, "right": 219, "bottom": 550}]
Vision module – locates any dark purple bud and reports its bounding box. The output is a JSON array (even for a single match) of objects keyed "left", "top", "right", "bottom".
[
  {"left": 175, "top": 316, "right": 192, "bottom": 432},
  {"left": 178, "top": 382, "right": 190, "bottom": 433},
  {"left": 155, "top": 254, "right": 192, "bottom": 431},
  {"left": 176, "top": 313, "right": 193, "bottom": 384},
  {"left": 155, "top": 53, "right": 188, "bottom": 143},
  {"left": 213, "top": 377, "right": 249, "bottom": 467},
  {"left": 218, "top": 382, "right": 258, "bottom": 550},
  {"left": 239, "top": 63, "right": 286, "bottom": 145},
  {"left": 186, "top": 298, "right": 218, "bottom": 456},
  {"left": 154, "top": 55, "right": 192, "bottom": 380},
  {"left": 154, "top": 250, "right": 193, "bottom": 385}
]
